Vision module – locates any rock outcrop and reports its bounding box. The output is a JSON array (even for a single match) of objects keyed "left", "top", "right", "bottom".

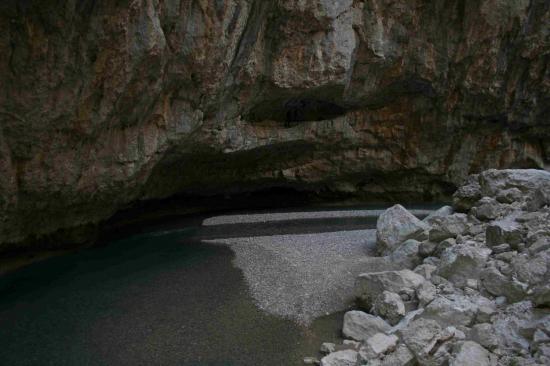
[
  {"left": 1, "top": 1, "right": 549, "bottom": 250},
  {"left": 313, "top": 169, "right": 550, "bottom": 366}
]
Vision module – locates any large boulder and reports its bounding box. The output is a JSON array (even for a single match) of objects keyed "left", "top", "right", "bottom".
[
  {"left": 376, "top": 205, "right": 429, "bottom": 255},
  {"left": 436, "top": 243, "right": 491, "bottom": 287},
  {"left": 423, "top": 294, "right": 479, "bottom": 327},
  {"left": 372, "top": 291, "right": 406, "bottom": 325},
  {"left": 478, "top": 169, "right": 550, "bottom": 210},
  {"left": 342, "top": 311, "right": 391, "bottom": 341},
  {"left": 355, "top": 269, "right": 426, "bottom": 308}
]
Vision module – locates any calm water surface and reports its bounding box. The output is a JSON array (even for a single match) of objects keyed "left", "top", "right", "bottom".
[{"left": 0, "top": 227, "right": 343, "bottom": 366}]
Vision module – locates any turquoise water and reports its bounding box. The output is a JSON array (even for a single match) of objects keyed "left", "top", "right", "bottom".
[{"left": 0, "top": 228, "right": 341, "bottom": 366}]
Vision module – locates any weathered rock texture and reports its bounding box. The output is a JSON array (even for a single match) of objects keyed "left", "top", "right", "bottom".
[
  {"left": 314, "top": 169, "right": 550, "bottom": 365},
  {"left": 1, "top": 1, "right": 549, "bottom": 250}
]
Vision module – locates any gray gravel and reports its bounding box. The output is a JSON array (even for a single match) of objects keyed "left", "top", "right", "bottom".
[
  {"left": 202, "top": 209, "right": 434, "bottom": 226},
  {"left": 204, "top": 229, "right": 389, "bottom": 324}
]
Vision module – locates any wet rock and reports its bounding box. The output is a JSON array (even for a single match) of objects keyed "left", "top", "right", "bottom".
[
  {"left": 376, "top": 205, "right": 429, "bottom": 255},
  {"left": 342, "top": 311, "right": 391, "bottom": 342},
  {"left": 356, "top": 270, "right": 425, "bottom": 308},
  {"left": 372, "top": 291, "right": 406, "bottom": 325},
  {"left": 320, "top": 350, "right": 359, "bottom": 366}
]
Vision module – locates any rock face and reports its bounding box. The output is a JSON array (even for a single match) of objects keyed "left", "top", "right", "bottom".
[
  {"left": 314, "top": 169, "right": 550, "bottom": 366},
  {"left": 1, "top": 1, "right": 549, "bottom": 250}
]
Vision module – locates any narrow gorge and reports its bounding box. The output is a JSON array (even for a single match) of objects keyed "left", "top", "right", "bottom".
[{"left": 0, "top": 1, "right": 549, "bottom": 365}]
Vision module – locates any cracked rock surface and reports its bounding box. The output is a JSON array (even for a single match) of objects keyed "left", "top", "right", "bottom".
[{"left": 1, "top": 1, "right": 549, "bottom": 251}]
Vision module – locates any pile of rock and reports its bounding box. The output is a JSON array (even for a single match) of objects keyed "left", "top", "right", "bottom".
[{"left": 307, "top": 169, "right": 550, "bottom": 366}]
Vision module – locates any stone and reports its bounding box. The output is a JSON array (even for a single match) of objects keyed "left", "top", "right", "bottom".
[
  {"left": 470, "top": 323, "right": 499, "bottom": 350},
  {"left": 356, "top": 270, "right": 426, "bottom": 308},
  {"left": 399, "top": 318, "right": 456, "bottom": 364},
  {"left": 416, "top": 281, "right": 437, "bottom": 306},
  {"left": 434, "top": 237, "right": 456, "bottom": 256},
  {"left": 419, "top": 240, "right": 438, "bottom": 257},
  {"left": 321, "top": 343, "right": 336, "bottom": 354},
  {"left": 496, "top": 187, "right": 523, "bottom": 204},
  {"left": 414, "top": 264, "right": 437, "bottom": 280},
  {"left": 342, "top": 311, "right": 391, "bottom": 342},
  {"left": 360, "top": 333, "right": 398, "bottom": 359},
  {"left": 424, "top": 206, "right": 454, "bottom": 224},
  {"left": 436, "top": 244, "right": 491, "bottom": 287},
  {"left": 428, "top": 214, "right": 469, "bottom": 242},
  {"left": 478, "top": 169, "right": 550, "bottom": 210},
  {"left": 486, "top": 219, "right": 524, "bottom": 248},
  {"left": 533, "top": 284, "right": 550, "bottom": 307},
  {"left": 304, "top": 356, "right": 320, "bottom": 365},
  {"left": 375, "top": 344, "right": 415, "bottom": 366},
  {"left": 376, "top": 205, "right": 429, "bottom": 255},
  {"left": 491, "top": 243, "right": 511, "bottom": 254},
  {"left": 453, "top": 176, "right": 482, "bottom": 212},
  {"left": 480, "top": 264, "right": 527, "bottom": 302},
  {"left": 512, "top": 253, "right": 547, "bottom": 286},
  {"left": 320, "top": 350, "right": 359, "bottom": 366},
  {"left": 389, "top": 239, "right": 422, "bottom": 269},
  {"left": 449, "top": 341, "right": 496, "bottom": 366},
  {"left": 423, "top": 294, "right": 479, "bottom": 327},
  {"left": 492, "top": 301, "right": 535, "bottom": 353},
  {"left": 372, "top": 291, "right": 406, "bottom": 325},
  {"left": 472, "top": 197, "right": 509, "bottom": 221}
]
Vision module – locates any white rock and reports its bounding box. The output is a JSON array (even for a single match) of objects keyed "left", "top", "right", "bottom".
[
  {"left": 416, "top": 281, "right": 437, "bottom": 306},
  {"left": 360, "top": 333, "right": 398, "bottom": 360},
  {"left": 449, "top": 341, "right": 496, "bottom": 366},
  {"left": 424, "top": 205, "right": 454, "bottom": 224},
  {"left": 320, "top": 342, "right": 336, "bottom": 354},
  {"left": 356, "top": 269, "right": 425, "bottom": 308},
  {"left": 423, "top": 294, "right": 479, "bottom": 327},
  {"left": 376, "top": 204, "right": 429, "bottom": 255},
  {"left": 320, "top": 350, "right": 359, "bottom": 366},
  {"left": 342, "top": 311, "right": 391, "bottom": 341},
  {"left": 436, "top": 243, "right": 491, "bottom": 287},
  {"left": 414, "top": 263, "right": 437, "bottom": 280}
]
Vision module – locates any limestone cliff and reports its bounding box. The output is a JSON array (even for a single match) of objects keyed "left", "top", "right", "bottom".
[{"left": 1, "top": 0, "right": 549, "bottom": 250}]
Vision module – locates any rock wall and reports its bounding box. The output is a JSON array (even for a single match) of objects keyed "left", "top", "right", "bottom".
[{"left": 1, "top": 0, "right": 549, "bottom": 250}]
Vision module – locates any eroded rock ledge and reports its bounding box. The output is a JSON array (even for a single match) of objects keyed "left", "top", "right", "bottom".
[
  {"left": 1, "top": 1, "right": 549, "bottom": 250},
  {"left": 311, "top": 169, "right": 550, "bottom": 366}
]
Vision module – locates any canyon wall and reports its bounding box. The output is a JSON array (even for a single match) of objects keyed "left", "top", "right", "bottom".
[{"left": 0, "top": 0, "right": 549, "bottom": 250}]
